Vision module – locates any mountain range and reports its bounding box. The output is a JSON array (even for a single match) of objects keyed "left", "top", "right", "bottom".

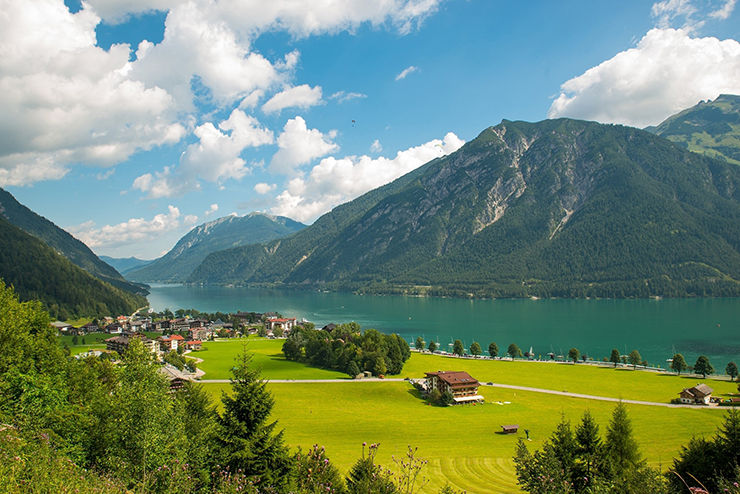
[
  {"left": 125, "top": 212, "right": 305, "bottom": 283},
  {"left": 99, "top": 256, "right": 153, "bottom": 277},
  {"left": 188, "top": 118, "right": 740, "bottom": 298}
]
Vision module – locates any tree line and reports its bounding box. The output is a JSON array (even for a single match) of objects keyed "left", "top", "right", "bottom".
[{"left": 515, "top": 404, "right": 740, "bottom": 493}]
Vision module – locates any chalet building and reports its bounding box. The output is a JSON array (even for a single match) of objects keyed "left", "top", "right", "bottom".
[
  {"left": 189, "top": 327, "right": 210, "bottom": 341},
  {"left": 51, "top": 321, "right": 73, "bottom": 332},
  {"left": 425, "top": 371, "right": 484, "bottom": 403},
  {"left": 265, "top": 317, "right": 296, "bottom": 333},
  {"left": 190, "top": 319, "right": 210, "bottom": 329},
  {"left": 79, "top": 322, "right": 99, "bottom": 334},
  {"left": 322, "top": 323, "right": 337, "bottom": 332},
  {"left": 158, "top": 365, "right": 193, "bottom": 393},
  {"left": 105, "top": 334, "right": 159, "bottom": 355},
  {"left": 172, "top": 318, "right": 192, "bottom": 331},
  {"left": 185, "top": 340, "right": 203, "bottom": 351},
  {"left": 679, "top": 384, "right": 714, "bottom": 404},
  {"left": 158, "top": 334, "right": 185, "bottom": 352}
]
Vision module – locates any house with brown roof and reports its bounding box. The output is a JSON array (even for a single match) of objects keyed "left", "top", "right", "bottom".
[
  {"left": 105, "top": 334, "right": 159, "bottom": 355},
  {"left": 679, "top": 384, "right": 714, "bottom": 404},
  {"left": 425, "top": 371, "right": 484, "bottom": 403}
]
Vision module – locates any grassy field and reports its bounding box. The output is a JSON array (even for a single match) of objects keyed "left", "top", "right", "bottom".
[
  {"left": 193, "top": 338, "right": 347, "bottom": 380},
  {"left": 203, "top": 380, "right": 727, "bottom": 493},
  {"left": 196, "top": 339, "right": 738, "bottom": 493}
]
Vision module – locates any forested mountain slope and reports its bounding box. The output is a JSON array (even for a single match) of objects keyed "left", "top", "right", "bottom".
[
  {"left": 0, "top": 187, "right": 148, "bottom": 295},
  {"left": 0, "top": 215, "right": 147, "bottom": 319},
  {"left": 190, "top": 118, "right": 740, "bottom": 298},
  {"left": 126, "top": 212, "right": 305, "bottom": 283}
]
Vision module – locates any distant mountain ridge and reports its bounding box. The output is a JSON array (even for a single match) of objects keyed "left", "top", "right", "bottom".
[
  {"left": 126, "top": 212, "right": 306, "bottom": 283},
  {"left": 648, "top": 94, "right": 740, "bottom": 165},
  {"left": 99, "top": 256, "right": 153, "bottom": 276},
  {"left": 0, "top": 187, "right": 148, "bottom": 296},
  {"left": 189, "top": 118, "right": 740, "bottom": 298}
]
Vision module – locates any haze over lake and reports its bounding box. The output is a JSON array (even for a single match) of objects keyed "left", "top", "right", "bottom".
[{"left": 148, "top": 284, "right": 740, "bottom": 369}]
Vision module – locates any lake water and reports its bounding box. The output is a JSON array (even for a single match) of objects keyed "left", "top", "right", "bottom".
[{"left": 147, "top": 284, "right": 740, "bottom": 369}]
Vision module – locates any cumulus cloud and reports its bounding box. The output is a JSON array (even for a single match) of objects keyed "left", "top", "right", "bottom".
[
  {"left": 0, "top": 0, "right": 185, "bottom": 187},
  {"left": 2, "top": 0, "right": 442, "bottom": 187},
  {"left": 133, "top": 110, "right": 274, "bottom": 198},
  {"left": 262, "top": 84, "right": 324, "bottom": 114},
  {"left": 269, "top": 117, "right": 339, "bottom": 175},
  {"left": 329, "top": 91, "right": 367, "bottom": 103},
  {"left": 66, "top": 205, "right": 189, "bottom": 249},
  {"left": 204, "top": 204, "right": 219, "bottom": 217},
  {"left": 269, "top": 132, "right": 465, "bottom": 223},
  {"left": 548, "top": 28, "right": 740, "bottom": 128},
  {"left": 254, "top": 183, "right": 277, "bottom": 194},
  {"left": 395, "top": 65, "right": 418, "bottom": 80}
]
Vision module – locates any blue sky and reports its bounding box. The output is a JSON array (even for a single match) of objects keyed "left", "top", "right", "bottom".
[{"left": 2, "top": 0, "right": 739, "bottom": 259}]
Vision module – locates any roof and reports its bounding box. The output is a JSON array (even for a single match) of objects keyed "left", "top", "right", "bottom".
[
  {"left": 268, "top": 317, "right": 296, "bottom": 322},
  {"left": 187, "top": 340, "right": 202, "bottom": 345},
  {"left": 169, "top": 334, "right": 185, "bottom": 340},
  {"left": 51, "top": 321, "right": 72, "bottom": 328},
  {"left": 682, "top": 384, "right": 713, "bottom": 398},
  {"left": 425, "top": 371, "right": 479, "bottom": 387}
]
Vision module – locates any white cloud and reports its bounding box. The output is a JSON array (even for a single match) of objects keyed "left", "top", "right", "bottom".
[
  {"left": 1, "top": 0, "right": 441, "bottom": 187},
  {"left": 370, "top": 140, "right": 383, "bottom": 153},
  {"left": 651, "top": 0, "right": 699, "bottom": 28},
  {"left": 204, "top": 204, "right": 219, "bottom": 217},
  {"left": 269, "top": 117, "right": 339, "bottom": 175},
  {"left": 269, "top": 132, "right": 465, "bottom": 223},
  {"left": 395, "top": 65, "right": 419, "bottom": 81},
  {"left": 133, "top": 109, "right": 274, "bottom": 198},
  {"left": 0, "top": 0, "right": 186, "bottom": 187},
  {"left": 548, "top": 28, "right": 740, "bottom": 128},
  {"left": 66, "top": 205, "right": 187, "bottom": 249},
  {"left": 709, "top": 0, "right": 737, "bottom": 19},
  {"left": 254, "top": 183, "right": 277, "bottom": 194},
  {"left": 262, "top": 84, "right": 324, "bottom": 114},
  {"left": 329, "top": 91, "right": 367, "bottom": 103}
]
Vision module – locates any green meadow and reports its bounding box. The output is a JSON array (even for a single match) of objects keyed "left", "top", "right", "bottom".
[{"left": 198, "top": 339, "right": 738, "bottom": 493}]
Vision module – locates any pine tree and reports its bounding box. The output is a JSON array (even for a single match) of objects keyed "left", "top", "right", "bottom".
[
  {"left": 604, "top": 403, "right": 641, "bottom": 477},
  {"left": 216, "top": 345, "right": 291, "bottom": 489},
  {"left": 574, "top": 410, "right": 605, "bottom": 489}
]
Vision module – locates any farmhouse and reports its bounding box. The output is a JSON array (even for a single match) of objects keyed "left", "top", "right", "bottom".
[
  {"left": 678, "top": 384, "right": 714, "bottom": 404},
  {"left": 425, "top": 370, "right": 484, "bottom": 403}
]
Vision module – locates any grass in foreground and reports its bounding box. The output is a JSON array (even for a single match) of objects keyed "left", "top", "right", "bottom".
[{"left": 203, "top": 380, "right": 726, "bottom": 494}]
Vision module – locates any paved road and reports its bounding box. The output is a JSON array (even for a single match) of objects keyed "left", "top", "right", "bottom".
[{"left": 198, "top": 378, "right": 733, "bottom": 410}]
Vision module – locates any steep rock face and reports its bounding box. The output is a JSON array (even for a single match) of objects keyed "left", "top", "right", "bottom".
[
  {"left": 127, "top": 212, "right": 305, "bottom": 283},
  {"left": 191, "top": 118, "right": 740, "bottom": 298}
]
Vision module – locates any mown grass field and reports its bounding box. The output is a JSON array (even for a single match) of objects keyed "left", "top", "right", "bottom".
[{"left": 199, "top": 339, "right": 738, "bottom": 493}]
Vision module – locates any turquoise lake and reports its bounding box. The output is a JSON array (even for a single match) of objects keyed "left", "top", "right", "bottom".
[{"left": 147, "top": 284, "right": 740, "bottom": 370}]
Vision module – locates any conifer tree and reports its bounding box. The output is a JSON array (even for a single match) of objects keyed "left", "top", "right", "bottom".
[
  {"left": 604, "top": 402, "right": 641, "bottom": 477},
  {"left": 216, "top": 345, "right": 291, "bottom": 490}
]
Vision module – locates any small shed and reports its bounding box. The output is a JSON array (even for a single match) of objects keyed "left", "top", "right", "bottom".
[{"left": 501, "top": 424, "right": 519, "bottom": 434}]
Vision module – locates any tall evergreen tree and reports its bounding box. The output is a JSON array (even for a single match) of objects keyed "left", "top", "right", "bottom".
[
  {"left": 216, "top": 346, "right": 292, "bottom": 490},
  {"left": 604, "top": 403, "right": 641, "bottom": 477},
  {"left": 574, "top": 410, "right": 605, "bottom": 489}
]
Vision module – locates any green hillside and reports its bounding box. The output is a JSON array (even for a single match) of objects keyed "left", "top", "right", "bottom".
[
  {"left": 648, "top": 94, "right": 740, "bottom": 165},
  {"left": 126, "top": 212, "right": 305, "bottom": 283},
  {"left": 190, "top": 118, "right": 740, "bottom": 298},
  {"left": 0, "top": 215, "right": 147, "bottom": 320},
  {"left": 0, "top": 187, "right": 148, "bottom": 295}
]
